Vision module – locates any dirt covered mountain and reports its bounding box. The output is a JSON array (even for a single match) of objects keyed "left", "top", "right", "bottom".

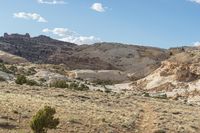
[{"left": 0, "top": 33, "right": 170, "bottom": 80}]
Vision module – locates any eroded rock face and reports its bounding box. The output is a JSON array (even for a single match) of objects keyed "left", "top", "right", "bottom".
[
  {"left": 175, "top": 65, "right": 199, "bottom": 82},
  {"left": 159, "top": 61, "right": 178, "bottom": 77},
  {"left": 134, "top": 55, "right": 200, "bottom": 103}
]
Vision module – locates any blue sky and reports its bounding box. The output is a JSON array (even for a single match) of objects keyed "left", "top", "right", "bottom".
[{"left": 1, "top": 0, "right": 200, "bottom": 48}]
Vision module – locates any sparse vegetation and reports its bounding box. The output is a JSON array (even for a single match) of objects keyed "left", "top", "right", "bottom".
[
  {"left": 69, "top": 82, "right": 89, "bottom": 91},
  {"left": 50, "top": 80, "right": 68, "bottom": 88},
  {"left": 30, "top": 106, "right": 59, "bottom": 133},
  {"left": 79, "top": 83, "right": 89, "bottom": 91},
  {"left": 39, "top": 78, "right": 46, "bottom": 83},
  {"left": 26, "top": 79, "right": 39, "bottom": 86},
  {"left": 153, "top": 129, "right": 166, "bottom": 133},
  {"left": 15, "top": 75, "right": 38, "bottom": 86},
  {"left": 0, "top": 76, "right": 6, "bottom": 82},
  {"left": 27, "top": 67, "right": 37, "bottom": 76},
  {"left": 143, "top": 92, "right": 150, "bottom": 97},
  {"left": 69, "top": 82, "right": 78, "bottom": 89},
  {"left": 93, "top": 79, "right": 115, "bottom": 85},
  {"left": 8, "top": 65, "right": 18, "bottom": 74},
  {"left": 0, "top": 63, "right": 11, "bottom": 73},
  {"left": 15, "top": 75, "right": 27, "bottom": 85}
]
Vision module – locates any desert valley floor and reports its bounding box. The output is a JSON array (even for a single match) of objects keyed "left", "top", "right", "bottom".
[{"left": 0, "top": 83, "right": 200, "bottom": 133}]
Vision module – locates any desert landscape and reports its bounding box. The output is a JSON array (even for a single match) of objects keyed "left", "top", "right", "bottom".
[
  {"left": 0, "top": 34, "right": 199, "bottom": 132},
  {"left": 2, "top": 1, "right": 200, "bottom": 132}
]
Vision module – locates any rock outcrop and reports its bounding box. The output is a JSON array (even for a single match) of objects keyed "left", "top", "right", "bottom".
[{"left": 135, "top": 50, "right": 200, "bottom": 104}]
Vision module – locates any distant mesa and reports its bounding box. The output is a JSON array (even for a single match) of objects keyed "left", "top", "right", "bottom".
[{"left": 3, "top": 33, "right": 30, "bottom": 39}]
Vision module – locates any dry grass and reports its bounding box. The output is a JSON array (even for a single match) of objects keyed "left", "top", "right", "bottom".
[{"left": 0, "top": 83, "right": 199, "bottom": 133}]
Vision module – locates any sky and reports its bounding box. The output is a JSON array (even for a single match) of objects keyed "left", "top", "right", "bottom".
[{"left": 1, "top": 0, "right": 200, "bottom": 48}]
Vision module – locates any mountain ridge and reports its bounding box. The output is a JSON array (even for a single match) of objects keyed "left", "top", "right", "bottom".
[{"left": 0, "top": 33, "right": 172, "bottom": 80}]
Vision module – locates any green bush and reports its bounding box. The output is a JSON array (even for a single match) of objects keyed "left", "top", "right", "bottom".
[
  {"left": 69, "top": 82, "right": 89, "bottom": 91},
  {"left": 69, "top": 82, "right": 79, "bottom": 90},
  {"left": 30, "top": 106, "right": 59, "bottom": 133},
  {"left": 15, "top": 75, "right": 38, "bottom": 86},
  {"left": 79, "top": 83, "right": 89, "bottom": 91},
  {"left": 50, "top": 80, "right": 68, "bottom": 88},
  {"left": 15, "top": 75, "right": 27, "bottom": 85},
  {"left": 93, "top": 80, "right": 115, "bottom": 85},
  {"left": 26, "top": 79, "right": 39, "bottom": 86}
]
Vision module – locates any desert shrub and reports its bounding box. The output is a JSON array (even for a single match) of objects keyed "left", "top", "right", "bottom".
[
  {"left": 93, "top": 79, "right": 115, "bottom": 85},
  {"left": 0, "top": 59, "right": 3, "bottom": 63},
  {"left": 15, "top": 75, "right": 27, "bottom": 85},
  {"left": 51, "top": 65, "right": 66, "bottom": 75},
  {"left": 15, "top": 75, "right": 38, "bottom": 86},
  {"left": 30, "top": 106, "right": 59, "bottom": 133},
  {"left": 27, "top": 67, "right": 37, "bottom": 76},
  {"left": 143, "top": 92, "right": 150, "bottom": 97},
  {"left": 69, "top": 82, "right": 89, "bottom": 91},
  {"left": 0, "top": 76, "right": 6, "bottom": 82},
  {"left": 69, "top": 82, "right": 79, "bottom": 90},
  {"left": 78, "top": 83, "right": 89, "bottom": 91},
  {"left": 26, "top": 79, "right": 39, "bottom": 86},
  {"left": 8, "top": 65, "right": 18, "bottom": 74},
  {"left": 0, "top": 63, "right": 11, "bottom": 73},
  {"left": 50, "top": 80, "right": 68, "bottom": 88},
  {"left": 96, "top": 89, "right": 103, "bottom": 92},
  {"left": 39, "top": 78, "right": 46, "bottom": 83},
  {"left": 153, "top": 129, "right": 166, "bottom": 133}
]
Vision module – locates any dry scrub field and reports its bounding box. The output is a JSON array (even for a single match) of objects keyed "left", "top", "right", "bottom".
[{"left": 0, "top": 83, "right": 200, "bottom": 133}]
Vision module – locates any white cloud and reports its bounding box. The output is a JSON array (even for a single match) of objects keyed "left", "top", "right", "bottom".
[
  {"left": 37, "top": 0, "right": 66, "bottom": 4},
  {"left": 193, "top": 41, "right": 200, "bottom": 46},
  {"left": 91, "top": 3, "right": 106, "bottom": 12},
  {"left": 42, "top": 28, "right": 75, "bottom": 37},
  {"left": 60, "top": 36, "right": 100, "bottom": 45},
  {"left": 13, "top": 12, "right": 47, "bottom": 23},
  {"left": 190, "top": 0, "right": 200, "bottom": 4},
  {"left": 42, "top": 28, "right": 101, "bottom": 45}
]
